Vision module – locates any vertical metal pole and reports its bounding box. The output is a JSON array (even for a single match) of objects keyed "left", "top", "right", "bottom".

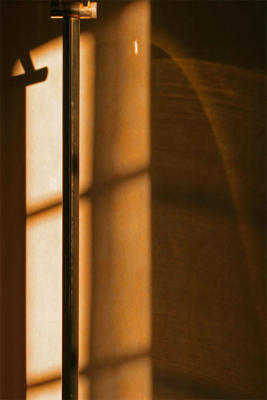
[
  {"left": 62, "top": 16, "right": 80, "bottom": 400},
  {"left": 51, "top": 3, "right": 96, "bottom": 398}
]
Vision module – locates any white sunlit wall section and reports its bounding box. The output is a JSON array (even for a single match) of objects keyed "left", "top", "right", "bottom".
[
  {"left": 23, "top": 32, "right": 95, "bottom": 399},
  {"left": 19, "top": 0, "right": 151, "bottom": 397}
]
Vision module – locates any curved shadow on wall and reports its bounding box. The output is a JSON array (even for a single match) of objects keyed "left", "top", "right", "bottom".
[{"left": 150, "top": 44, "right": 265, "bottom": 399}]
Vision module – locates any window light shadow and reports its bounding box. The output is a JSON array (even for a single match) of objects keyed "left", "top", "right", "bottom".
[
  {"left": 1, "top": 49, "right": 48, "bottom": 400},
  {"left": 25, "top": 32, "right": 95, "bottom": 397},
  {"left": 89, "top": 1, "right": 152, "bottom": 399}
]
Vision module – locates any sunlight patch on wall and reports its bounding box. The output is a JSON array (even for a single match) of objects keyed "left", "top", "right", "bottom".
[
  {"left": 91, "top": 174, "right": 151, "bottom": 361},
  {"left": 26, "top": 198, "right": 92, "bottom": 391},
  {"left": 26, "top": 206, "right": 62, "bottom": 384},
  {"left": 93, "top": 0, "right": 150, "bottom": 183},
  {"left": 26, "top": 37, "right": 62, "bottom": 214},
  {"left": 25, "top": 1, "right": 151, "bottom": 398},
  {"left": 25, "top": 31, "right": 94, "bottom": 397},
  {"left": 90, "top": 1, "right": 151, "bottom": 398},
  {"left": 91, "top": 356, "right": 151, "bottom": 399},
  {"left": 79, "top": 198, "right": 92, "bottom": 371},
  {"left": 25, "top": 33, "right": 95, "bottom": 215},
  {"left": 80, "top": 33, "right": 95, "bottom": 195}
]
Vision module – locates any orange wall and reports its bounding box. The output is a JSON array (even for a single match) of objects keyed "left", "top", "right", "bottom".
[{"left": 1, "top": 1, "right": 265, "bottom": 399}]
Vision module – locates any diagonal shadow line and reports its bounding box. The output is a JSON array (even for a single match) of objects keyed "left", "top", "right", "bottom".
[
  {"left": 27, "top": 162, "right": 265, "bottom": 224},
  {"left": 81, "top": 349, "right": 150, "bottom": 377},
  {"left": 26, "top": 349, "right": 150, "bottom": 390},
  {"left": 27, "top": 351, "right": 243, "bottom": 400},
  {"left": 26, "top": 166, "right": 149, "bottom": 219}
]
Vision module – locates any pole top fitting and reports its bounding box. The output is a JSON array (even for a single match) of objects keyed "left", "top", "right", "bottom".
[{"left": 51, "top": 0, "right": 97, "bottom": 19}]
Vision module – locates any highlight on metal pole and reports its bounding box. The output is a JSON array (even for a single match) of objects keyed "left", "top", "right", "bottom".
[{"left": 50, "top": 2, "right": 97, "bottom": 399}]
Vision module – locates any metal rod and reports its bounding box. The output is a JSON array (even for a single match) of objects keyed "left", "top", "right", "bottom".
[{"left": 62, "top": 16, "right": 80, "bottom": 400}]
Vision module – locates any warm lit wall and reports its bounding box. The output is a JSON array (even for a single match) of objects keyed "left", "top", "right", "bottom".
[
  {"left": 1, "top": 1, "right": 266, "bottom": 400},
  {"left": 89, "top": 2, "right": 151, "bottom": 398},
  {"left": 1, "top": 0, "right": 151, "bottom": 399}
]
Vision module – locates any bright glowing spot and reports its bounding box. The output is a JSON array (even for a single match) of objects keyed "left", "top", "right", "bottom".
[{"left": 134, "top": 39, "right": 139, "bottom": 55}]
